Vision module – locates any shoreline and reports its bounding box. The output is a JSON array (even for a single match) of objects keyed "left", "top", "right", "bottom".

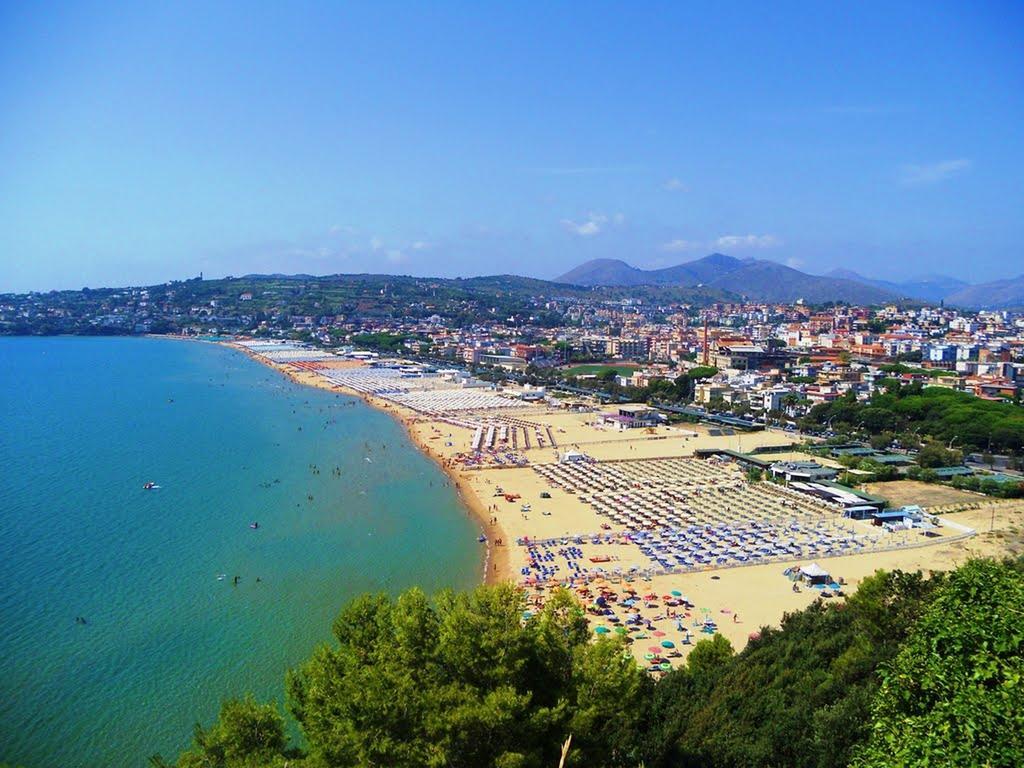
[{"left": 224, "top": 342, "right": 512, "bottom": 586}]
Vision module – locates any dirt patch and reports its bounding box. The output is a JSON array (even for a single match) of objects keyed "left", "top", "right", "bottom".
[{"left": 862, "top": 480, "right": 983, "bottom": 508}]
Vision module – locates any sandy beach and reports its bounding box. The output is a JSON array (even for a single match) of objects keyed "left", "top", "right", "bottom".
[{"left": 228, "top": 344, "right": 1023, "bottom": 668}]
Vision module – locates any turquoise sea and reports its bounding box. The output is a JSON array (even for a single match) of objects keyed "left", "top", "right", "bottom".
[{"left": 0, "top": 337, "right": 482, "bottom": 767}]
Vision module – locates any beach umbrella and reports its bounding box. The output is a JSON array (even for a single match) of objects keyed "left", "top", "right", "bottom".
[
  {"left": 643, "top": 652, "right": 656, "bottom": 661},
  {"left": 648, "top": 646, "right": 662, "bottom": 653},
  {"left": 652, "top": 630, "right": 666, "bottom": 638},
  {"left": 594, "top": 626, "right": 610, "bottom": 635},
  {"left": 613, "top": 626, "right": 628, "bottom": 635},
  {"left": 659, "top": 662, "right": 672, "bottom": 671},
  {"left": 661, "top": 640, "right": 675, "bottom": 649},
  {"left": 671, "top": 590, "right": 683, "bottom": 597}
]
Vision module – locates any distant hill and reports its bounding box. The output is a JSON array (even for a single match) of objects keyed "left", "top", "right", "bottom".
[
  {"left": 824, "top": 269, "right": 968, "bottom": 303},
  {"left": 548, "top": 258, "right": 651, "bottom": 287},
  {"left": 944, "top": 274, "right": 1024, "bottom": 309},
  {"left": 557, "top": 255, "right": 896, "bottom": 304},
  {"left": 556, "top": 253, "right": 747, "bottom": 288}
]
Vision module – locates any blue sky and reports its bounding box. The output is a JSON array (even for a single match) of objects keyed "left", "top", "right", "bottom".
[{"left": 1, "top": 1, "right": 1022, "bottom": 292}]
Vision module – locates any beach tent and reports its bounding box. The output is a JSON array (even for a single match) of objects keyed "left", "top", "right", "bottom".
[
  {"left": 559, "top": 449, "right": 589, "bottom": 464},
  {"left": 799, "top": 562, "right": 831, "bottom": 585}
]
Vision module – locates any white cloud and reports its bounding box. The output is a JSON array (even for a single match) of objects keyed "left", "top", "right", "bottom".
[
  {"left": 785, "top": 256, "right": 804, "bottom": 269},
  {"left": 662, "top": 177, "right": 687, "bottom": 192},
  {"left": 369, "top": 236, "right": 383, "bottom": 251},
  {"left": 714, "top": 234, "right": 781, "bottom": 249},
  {"left": 410, "top": 240, "right": 431, "bottom": 251},
  {"left": 660, "top": 238, "right": 702, "bottom": 252},
  {"left": 560, "top": 212, "right": 624, "bottom": 237},
  {"left": 899, "top": 158, "right": 972, "bottom": 185}
]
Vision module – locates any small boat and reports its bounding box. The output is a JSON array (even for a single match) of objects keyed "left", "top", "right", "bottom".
[
  {"left": 143, "top": 482, "right": 158, "bottom": 490},
  {"left": 249, "top": 522, "right": 259, "bottom": 529},
  {"left": 477, "top": 535, "right": 487, "bottom": 542}
]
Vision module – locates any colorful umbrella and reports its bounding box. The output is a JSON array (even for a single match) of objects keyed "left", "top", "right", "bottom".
[
  {"left": 661, "top": 640, "right": 675, "bottom": 649},
  {"left": 594, "top": 626, "right": 610, "bottom": 634}
]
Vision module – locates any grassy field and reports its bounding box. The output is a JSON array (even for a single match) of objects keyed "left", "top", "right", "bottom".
[{"left": 562, "top": 363, "right": 640, "bottom": 377}]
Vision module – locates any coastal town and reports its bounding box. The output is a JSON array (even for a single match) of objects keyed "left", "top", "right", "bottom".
[{"left": 4, "top": 274, "right": 1024, "bottom": 407}]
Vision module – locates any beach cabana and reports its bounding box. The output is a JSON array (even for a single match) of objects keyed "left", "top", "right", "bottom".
[{"left": 798, "top": 562, "right": 831, "bottom": 585}]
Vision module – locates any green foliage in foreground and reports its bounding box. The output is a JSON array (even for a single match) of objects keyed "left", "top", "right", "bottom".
[
  {"left": 855, "top": 559, "right": 1024, "bottom": 767},
  {"left": 158, "top": 560, "right": 1024, "bottom": 768},
  {"left": 287, "top": 584, "right": 649, "bottom": 767},
  {"left": 169, "top": 697, "right": 288, "bottom": 768}
]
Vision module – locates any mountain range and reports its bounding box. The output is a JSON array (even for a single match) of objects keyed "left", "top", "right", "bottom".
[
  {"left": 556, "top": 256, "right": 1024, "bottom": 308},
  {"left": 556, "top": 254, "right": 896, "bottom": 304},
  {"left": 822, "top": 270, "right": 967, "bottom": 303}
]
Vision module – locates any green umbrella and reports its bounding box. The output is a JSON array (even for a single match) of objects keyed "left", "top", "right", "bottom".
[
  {"left": 613, "top": 626, "right": 628, "bottom": 635},
  {"left": 643, "top": 652, "right": 656, "bottom": 660},
  {"left": 659, "top": 662, "right": 672, "bottom": 671}
]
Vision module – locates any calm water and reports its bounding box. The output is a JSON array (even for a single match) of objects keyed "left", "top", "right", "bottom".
[{"left": 0, "top": 337, "right": 482, "bottom": 767}]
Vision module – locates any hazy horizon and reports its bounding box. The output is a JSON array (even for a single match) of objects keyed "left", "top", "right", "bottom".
[{"left": 2, "top": 2, "right": 1023, "bottom": 293}]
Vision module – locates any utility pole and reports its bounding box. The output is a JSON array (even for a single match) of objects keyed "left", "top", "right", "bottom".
[{"left": 702, "top": 313, "right": 710, "bottom": 367}]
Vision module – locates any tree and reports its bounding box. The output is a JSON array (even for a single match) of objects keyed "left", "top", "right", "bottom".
[
  {"left": 284, "top": 584, "right": 650, "bottom": 768},
  {"left": 868, "top": 432, "right": 894, "bottom": 451},
  {"left": 917, "top": 441, "right": 962, "bottom": 468},
  {"left": 169, "top": 696, "right": 287, "bottom": 768},
  {"left": 855, "top": 559, "right": 1024, "bottom": 767}
]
